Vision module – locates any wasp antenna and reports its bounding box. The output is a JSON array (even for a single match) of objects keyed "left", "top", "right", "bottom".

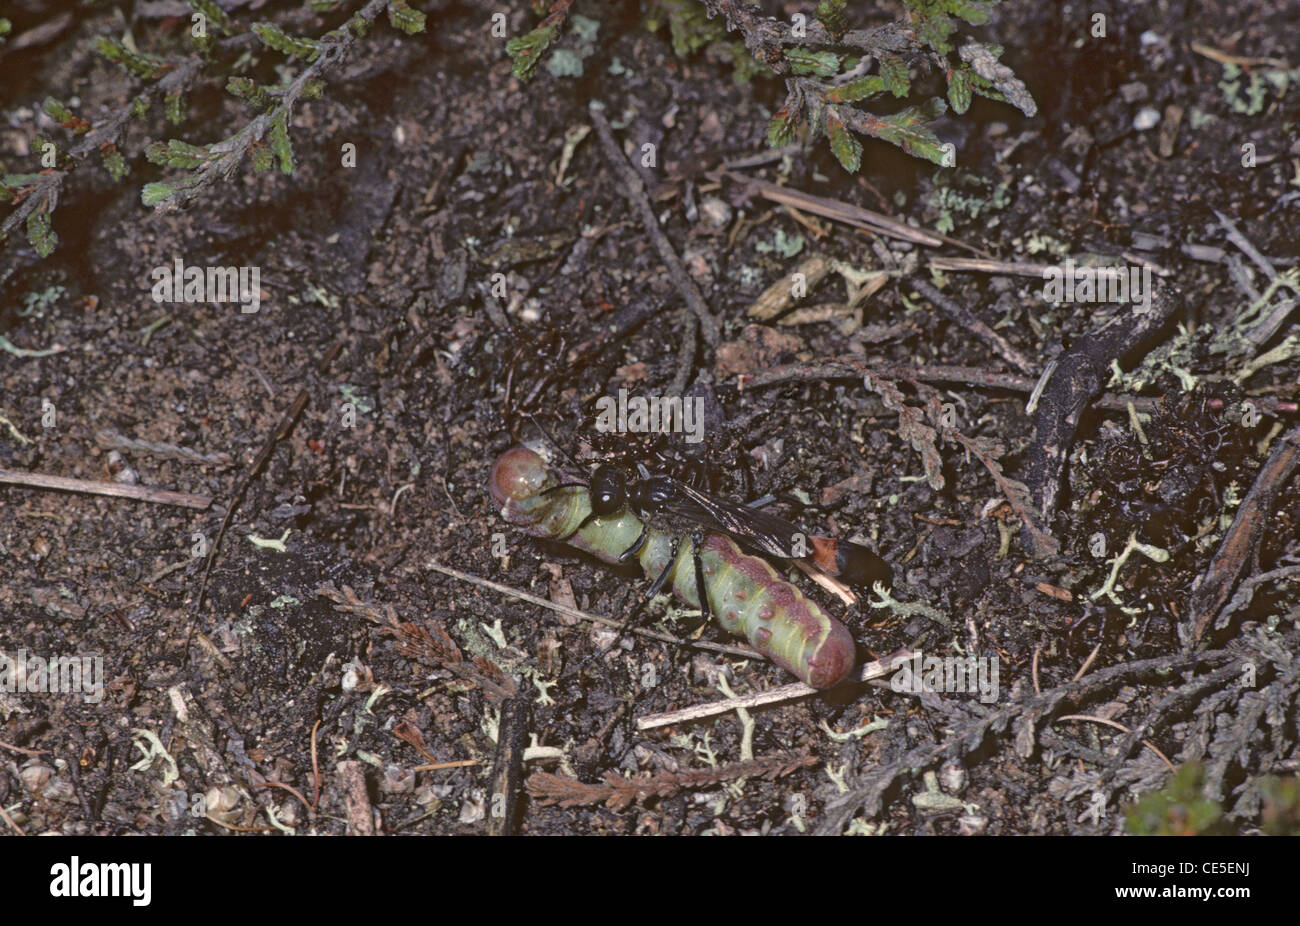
[{"left": 525, "top": 413, "right": 584, "bottom": 471}]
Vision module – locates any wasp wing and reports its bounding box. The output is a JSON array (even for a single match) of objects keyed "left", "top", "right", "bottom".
[
  {"left": 661, "top": 479, "right": 892, "bottom": 588},
  {"left": 659, "top": 480, "right": 812, "bottom": 560}
]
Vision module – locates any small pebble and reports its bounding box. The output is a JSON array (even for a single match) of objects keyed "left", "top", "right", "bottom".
[
  {"left": 939, "top": 760, "right": 967, "bottom": 794},
  {"left": 19, "top": 764, "right": 53, "bottom": 797},
  {"left": 1133, "top": 107, "right": 1161, "bottom": 131},
  {"left": 698, "top": 196, "right": 732, "bottom": 230},
  {"left": 959, "top": 812, "right": 989, "bottom": 835},
  {"left": 1118, "top": 82, "right": 1149, "bottom": 103}
]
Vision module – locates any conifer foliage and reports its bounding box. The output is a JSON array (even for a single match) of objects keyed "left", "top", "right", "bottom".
[
  {"left": 509, "top": 0, "right": 1035, "bottom": 173},
  {"left": 0, "top": 1, "right": 427, "bottom": 260}
]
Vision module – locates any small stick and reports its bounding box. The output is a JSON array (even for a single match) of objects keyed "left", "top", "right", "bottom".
[
  {"left": 194, "top": 387, "right": 310, "bottom": 612},
  {"left": 261, "top": 781, "right": 314, "bottom": 816},
  {"left": 747, "top": 254, "right": 833, "bottom": 321},
  {"left": 0, "top": 738, "right": 48, "bottom": 757},
  {"left": 310, "top": 719, "right": 322, "bottom": 810},
  {"left": 1190, "top": 42, "right": 1288, "bottom": 68},
  {"left": 413, "top": 759, "right": 480, "bottom": 772},
  {"left": 720, "top": 170, "right": 947, "bottom": 249},
  {"left": 203, "top": 815, "right": 276, "bottom": 834},
  {"left": 426, "top": 561, "right": 757, "bottom": 660},
  {"left": 95, "top": 428, "right": 234, "bottom": 467},
  {"left": 338, "top": 760, "right": 375, "bottom": 836},
  {"left": 1187, "top": 423, "right": 1300, "bottom": 643},
  {"left": 562, "top": 296, "right": 660, "bottom": 368},
  {"left": 0, "top": 334, "right": 64, "bottom": 358},
  {"left": 1054, "top": 714, "right": 1176, "bottom": 772},
  {"left": 927, "top": 255, "right": 1170, "bottom": 279},
  {"left": 744, "top": 359, "right": 1297, "bottom": 416},
  {"left": 1214, "top": 208, "right": 1278, "bottom": 280},
  {"left": 486, "top": 696, "right": 531, "bottom": 836},
  {"left": 1071, "top": 642, "right": 1103, "bottom": 682},
  {"left": 589, "top": 103, "right": 721, "bottom": 347},
  {"left": 926, "top": 256, "right": 1059, "bottom": 278},
  {"left": 0, "top": 803, "right": 27, "bottom": 836},
  {"left": 792, "top": 558, "right": 856, "bottom": 606},
  {"left": 635, "top": 648, "right": 913, "bottom": 731},
  {"left": 719, "top": 144, "right": 805, "bottom": 170},
  {"left": 669, "top": 307, "right": 698, "bottom": 397},
  {"left": 0, "top": 468, "right": 212, "bottom": 508},
  {"left": 1022, "top": 284, "right": 1183, "bottom": 556},
  {"left": 910, "top": 278, "right": 1035, "bottom": 375}
]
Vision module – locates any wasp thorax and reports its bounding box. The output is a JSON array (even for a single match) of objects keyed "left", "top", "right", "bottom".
[{"left": 633, "top": 475, "right": 676, "bottom": 511}]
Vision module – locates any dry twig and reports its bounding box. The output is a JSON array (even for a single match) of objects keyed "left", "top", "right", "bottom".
[
  {"left": 0, "top": 468, "right": 211, "bottom": 508},
  {"left": 528, "top": 753, "right": 818, "bottom": 811},
  {"left": 1185, "top": 423, "right": 1300, "bottom": 644},
  {"left": 487, "top": 696, "right": 531, "bottom": 836},
  {"left": 588, "top": 103, "right": 720, "bottom": 348},
  {"left": 910, "top": 278, "right": 1034, "bottom": 375},
  {"left": 424, "top": 561, "right": 757, "bottom": 661},
  {"left": 194, "top": 387, "right": 309, "bottom": 611},
  {"left": 636, "top": 648, "right": 913, "bottom": 731}
]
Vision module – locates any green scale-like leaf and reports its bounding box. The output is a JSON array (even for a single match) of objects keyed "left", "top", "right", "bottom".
[
  {"left": 814, "top": 0, "right": 848, "bottom": 38},
  {"left": 94, "top": 37, "right": 169, "bottom": 79},
  {"left": 252, "top": 23, "right": 323, "bottom": 61},
  {"left": 826, "top": 75, "right": 886, "bottom": 103},
  {"left": 947, "top": 67, "right": 972, "bottom": 114},
  {"left": 879, "top": 56, "right": 910, "bottom": 97},
  {"left": 141, "top": 182, "right": 179, "bottom": 208},
  {"left": 227, "top": 77, "right": 272, "bottom": 108},
  {"left": 27, "top": 208, "right": 58, "bottom": 258},
  {"left": 387, "top": 1, "right": 427, "bottom": 35},
  {"left": 765, "top": 102, "right": 803, "bottom": 147},
  {"left": 269, "top": 113, "right": 295, "bottom": 174},
  {"left": 826, "top": 114, "right": 862, "bottom": 172},
  {"left": 869, "top": 98, "right": 949, "bottom": 165},
  {"left": 784, "top": 48, "right": 841, "bottom": 77},
  {"left": 948, "top": 0, "right": 994, "bottom": 26},
  {"left": 505, "top": 25, "right": 557, "bottom": 81},
  {"left": 145, "top": 139, "right": 211, "bottom": 169},
  {"left": 100, "top": 146, "right": 129, "bottom": 181}
]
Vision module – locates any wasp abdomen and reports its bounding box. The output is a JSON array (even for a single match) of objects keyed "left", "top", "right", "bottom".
[{"left": 809, "top": 535, "right": 892, "bottom": 588}]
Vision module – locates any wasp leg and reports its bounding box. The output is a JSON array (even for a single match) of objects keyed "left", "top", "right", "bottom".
[
  {"left": 595, "top": 534, "right": 680, "bottom": 655},
  {"left": 540, "top": 481, "right": 587, "bottom": 496},
  {"left": 643, "top": 533, "right": 682, "bottom": 598},
  {"left": 580, "top": 573, "right": 660, "bottom": 672},
  {"left": 691, "top": 528, "right": 711, "bottom": 621},
  {"left": 737, "top": 445, "right": 755, "bottom": 500},
  {"left": 617, "top": 521, "right": 648, "bottom": 562},
  {"left": 573, "top": 510, "right": 601, "bottom": 534}
]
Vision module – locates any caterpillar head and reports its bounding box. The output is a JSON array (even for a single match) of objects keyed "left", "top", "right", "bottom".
[{"left": 488, "top": 445, "right": 553, "bottom": 508}]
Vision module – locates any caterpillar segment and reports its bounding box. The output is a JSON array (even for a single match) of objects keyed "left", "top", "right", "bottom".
[{"left": 489, "top": 445, "right": 857, "bottom": 689}]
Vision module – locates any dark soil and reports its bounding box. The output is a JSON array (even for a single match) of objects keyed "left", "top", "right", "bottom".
[{"left": 1, "top": 0, "right": 1297, "bottom": 836}]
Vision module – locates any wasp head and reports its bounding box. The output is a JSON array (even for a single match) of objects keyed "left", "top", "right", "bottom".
[{"left": 588, "top": 465, "right": 628, "bottom": 516}]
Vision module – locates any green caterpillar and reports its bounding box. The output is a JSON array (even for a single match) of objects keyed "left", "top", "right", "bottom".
[{"left": 488, "top": 445, "right": 857, "bottom": 688}]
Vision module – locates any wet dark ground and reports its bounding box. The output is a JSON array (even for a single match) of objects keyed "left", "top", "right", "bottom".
[{"left": 1, "top": 0, "right": 1297, "bottom": 835}]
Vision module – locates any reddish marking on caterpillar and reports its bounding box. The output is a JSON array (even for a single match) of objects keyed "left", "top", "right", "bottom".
[{"left": 489, "top": 445, "right": 856, "bottom": 688}]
